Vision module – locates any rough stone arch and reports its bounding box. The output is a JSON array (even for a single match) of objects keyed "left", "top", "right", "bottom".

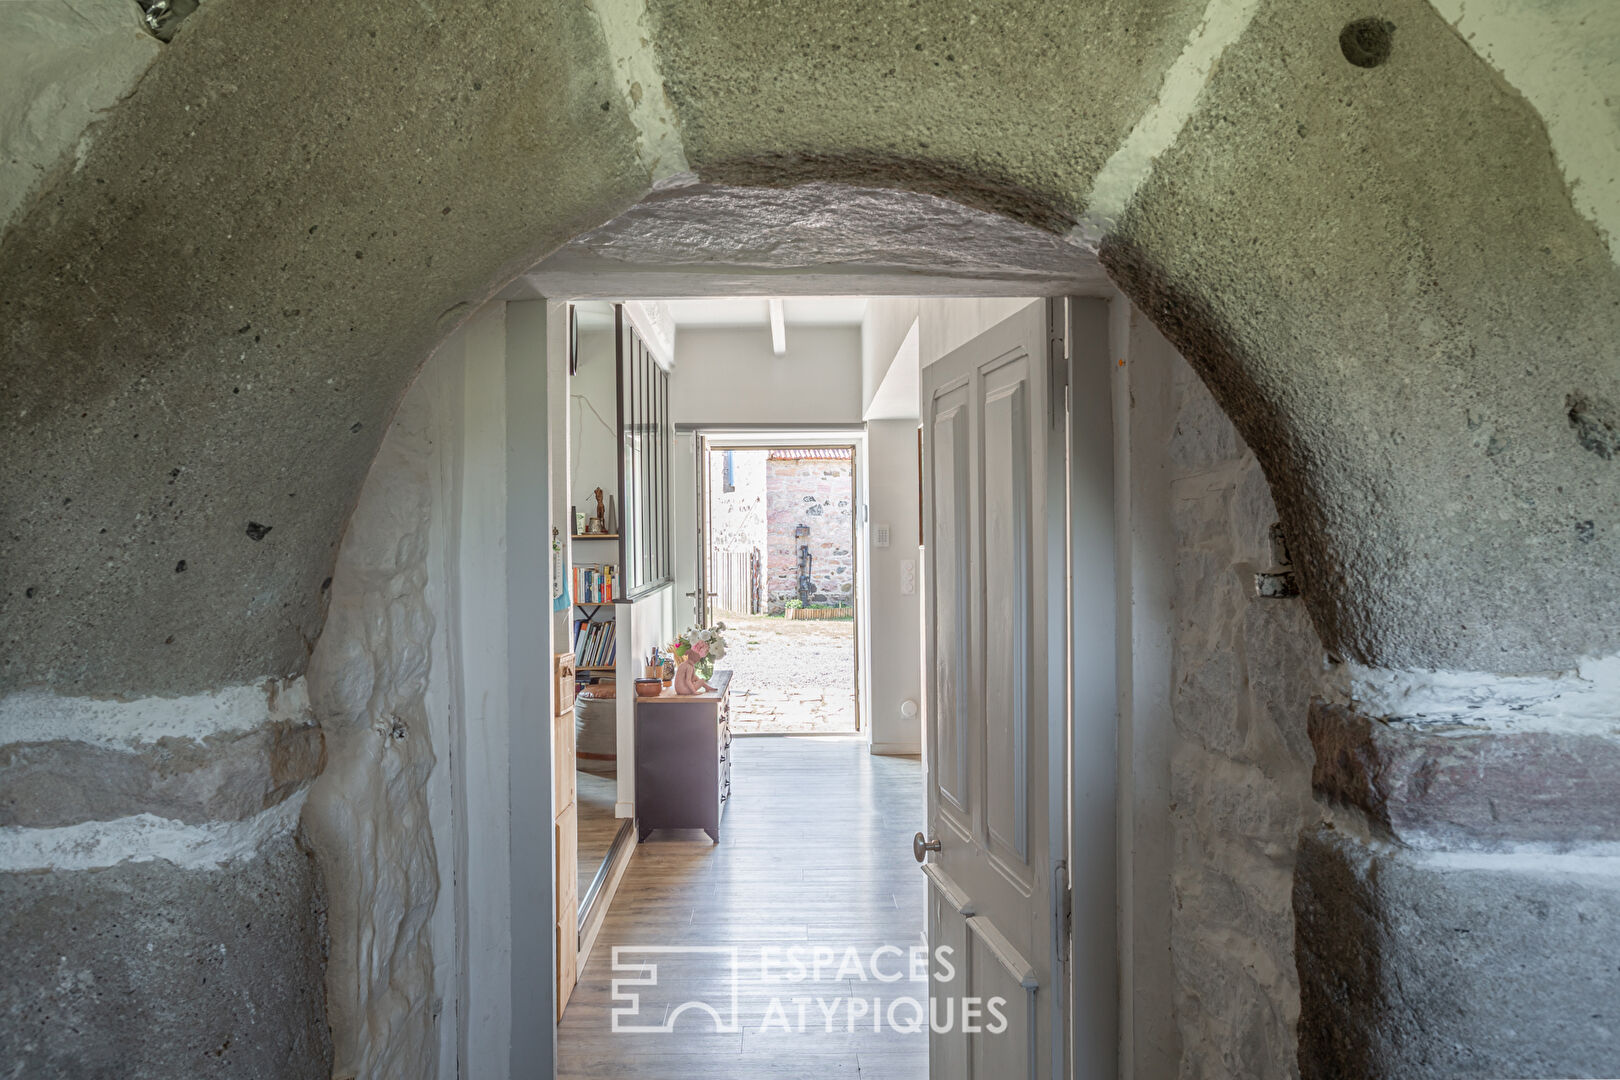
[
  {"left": 2, "top": 0, "right": 1617, "bottom": 1076},
  {"left": 2, "top": 0, "right": 1614, "bottom": 698}
]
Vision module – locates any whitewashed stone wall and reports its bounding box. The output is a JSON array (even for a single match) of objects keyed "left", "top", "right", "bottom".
[
  {"left": 302, "top": 364, "right": 454, "bottom": 1080},
  {"left": 707, "top": 449, "right": 767, "bottom": 555},
  {"left": 1167, "top": 358, "right": 1327, "bottom": 1079}
]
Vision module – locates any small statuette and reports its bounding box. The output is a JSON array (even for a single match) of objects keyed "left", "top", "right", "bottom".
[{"left": 673, "top": 659, "right": 712, "bottom": 696}]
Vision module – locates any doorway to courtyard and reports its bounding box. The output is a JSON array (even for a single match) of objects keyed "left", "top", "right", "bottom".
[{"left": 699, "top": 441, "right": 860, "bottom": 735}]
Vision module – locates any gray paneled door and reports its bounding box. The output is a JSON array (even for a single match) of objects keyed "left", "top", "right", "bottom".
[{"left": 919, "top": 302, "right": 1068, "bottom": 1080}]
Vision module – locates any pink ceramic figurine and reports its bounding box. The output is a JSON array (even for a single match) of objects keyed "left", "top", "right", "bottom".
[{"left": 673, "top": 658, "right": 712, "bottom": 696}]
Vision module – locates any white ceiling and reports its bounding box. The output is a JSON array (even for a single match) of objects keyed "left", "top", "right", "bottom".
[{"left": 662, "top": 297, "right": 868, "bottom": 328}]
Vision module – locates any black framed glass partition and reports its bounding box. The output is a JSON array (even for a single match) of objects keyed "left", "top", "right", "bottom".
[{"left": 615, "top": 306, "right": 673, "bottom": 599}]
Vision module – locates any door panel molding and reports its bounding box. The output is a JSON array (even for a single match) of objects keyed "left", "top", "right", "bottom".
[
  {"left": 929, "top": 388, "right": 974, "bottom": 826},
  {"left": 967, "top": 915, "right": 1039, "bottom": 990},
  {"left": 981, "top": 367, "right": 1035, "bottom": 892},
  {"left": 923, "top": 862, "right": 977, "bottom": 916}
]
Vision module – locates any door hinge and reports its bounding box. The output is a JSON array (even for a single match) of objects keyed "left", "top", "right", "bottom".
[
  {"left": 1046, "top": 297, "right": 1069, "bottom": 429},
  {"left": 1053, "top": 860, "right": 1072, "bottom": 965}
]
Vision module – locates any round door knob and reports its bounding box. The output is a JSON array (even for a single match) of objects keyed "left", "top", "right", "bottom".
[{"left": 913, "top": 832, "right": 941, "bottom": 863}]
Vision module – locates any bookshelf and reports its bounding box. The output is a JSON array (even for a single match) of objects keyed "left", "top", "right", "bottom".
[{"left": 571, "top": 559, "right": 619, "bottom": 672}]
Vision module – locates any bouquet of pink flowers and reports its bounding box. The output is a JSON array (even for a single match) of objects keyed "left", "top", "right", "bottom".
[{"left": 670, "top": 622, "right": 728, "bottom": 681}]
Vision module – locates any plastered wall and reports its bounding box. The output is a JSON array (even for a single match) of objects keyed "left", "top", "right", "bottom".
[
  {"left": 303, "top": 321, "right": 465, "bottom": 1080},
  {"left": 301, "top": 301, "right": 559, "bottom": 1079},
  {"left": 864, "top": 420, "right": 923, "bottom": 755},
  {"left": 670, "top": 325, "right": 862, "bottom": 425}
]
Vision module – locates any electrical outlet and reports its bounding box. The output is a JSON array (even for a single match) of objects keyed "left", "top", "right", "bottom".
[{"left": 900, "top": 559, "right": 916, "bottom": 595}]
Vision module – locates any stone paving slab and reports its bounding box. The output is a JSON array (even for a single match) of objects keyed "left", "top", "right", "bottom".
[{"left": 717, "top": 614, "right": 857, "bottom": 734}]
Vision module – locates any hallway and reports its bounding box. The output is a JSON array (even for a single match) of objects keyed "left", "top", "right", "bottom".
[{"left": 557, "top": 739, "right": 926, "bottom": 1079}]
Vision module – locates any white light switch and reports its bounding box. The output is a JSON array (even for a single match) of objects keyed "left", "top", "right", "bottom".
[
  {"left": 874, "top": 523, "right": 891, "bottom": 548},
  {"left": 900, "top": 559, "right": 916, "bottom": 595}
]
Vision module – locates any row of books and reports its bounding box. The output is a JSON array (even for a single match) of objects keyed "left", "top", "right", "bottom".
[
  {"left": 574, "top": 619, "right": 617, "bottom": 669},
  {"left": 573, "top": 563, "right": 616, "bottom": 604}
]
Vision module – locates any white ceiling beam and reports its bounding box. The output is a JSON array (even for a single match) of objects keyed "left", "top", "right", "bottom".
[
  {"left": 768, "top": 298, "right": 786, "bottom": 356},
  {"left": 623, "top": 300, "right": 677, "bottom": 370}
]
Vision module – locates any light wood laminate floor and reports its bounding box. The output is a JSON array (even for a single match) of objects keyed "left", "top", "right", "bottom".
[
  {"left": 558, "top": 737, "right": 927, "bottom": 1079},
  {"left": 577, "top": 766, "right": 621, "bottom": 902}
]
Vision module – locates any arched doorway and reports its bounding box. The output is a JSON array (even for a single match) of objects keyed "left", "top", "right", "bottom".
[{"left": 2, "top": 1, "right": 1616, "bottom": 1077}]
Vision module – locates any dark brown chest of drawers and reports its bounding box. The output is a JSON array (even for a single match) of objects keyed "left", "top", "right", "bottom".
[{"left": 633, "top": 670, "right": 732, "bottom": 842}]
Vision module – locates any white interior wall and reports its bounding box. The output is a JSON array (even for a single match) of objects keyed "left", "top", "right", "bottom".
[
  {"left": 862, "top": 297, "right": 1039, "bottom": 405},
  {"left": 1107, "top": 299, "right": 1180, "bottom": 1079},
  {"left": 501, "top": 301, "right": 558, "bottom": 1077},
  {"left": 861, "top": 305, "right": 914, "bottom": 415},
  {"left": 452, "top": 303, "right": 519, "bottom": 1078},
  {"left": 670, "top": 325, "right": 862, "bottom": 425},
  {"left": 863, "top": 420, "right": 922, "bottom": 754}
]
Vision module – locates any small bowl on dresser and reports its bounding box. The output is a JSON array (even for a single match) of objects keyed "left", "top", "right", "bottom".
[{"left": 633, "top": 678, "right": 664, "bottom": 698}]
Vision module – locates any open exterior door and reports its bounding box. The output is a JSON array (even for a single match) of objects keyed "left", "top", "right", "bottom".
[
  {"left": 691, "top": 432, "right": 714, "bottom": 629},
  {"left": 918, "top": 301, "right": 1070, "bottom": 1080}
]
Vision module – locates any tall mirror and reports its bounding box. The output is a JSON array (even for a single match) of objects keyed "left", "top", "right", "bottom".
[{"left": 567, "top": 301, "right": 632, "bottom": 929}]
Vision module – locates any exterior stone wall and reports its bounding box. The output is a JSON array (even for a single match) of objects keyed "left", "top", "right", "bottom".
[
  {"left": 764, "top": 452, "right": 854, "bottom": 613},
  {"left": 1167, "top": 358, "right": 1325, "bottom": 1079}
]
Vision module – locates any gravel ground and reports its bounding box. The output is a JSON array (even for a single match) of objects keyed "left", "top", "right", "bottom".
[{"left": 715, "top": 613, "right": 857, "bottom": 733}]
